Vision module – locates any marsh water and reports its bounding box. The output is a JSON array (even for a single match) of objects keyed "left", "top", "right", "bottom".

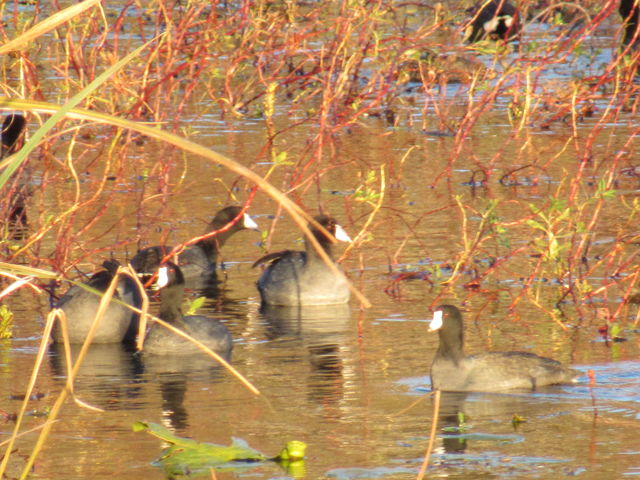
[{"left": 2, "top": 2, "right": 640, "bottom": 479}]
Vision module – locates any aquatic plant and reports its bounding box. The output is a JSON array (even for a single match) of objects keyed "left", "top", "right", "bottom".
[
  {"left": 0, "top": 304, "right": 13, "bottom": 339},
  {"left": 134, "top": 421, "right": 306, "bottom": 478}
]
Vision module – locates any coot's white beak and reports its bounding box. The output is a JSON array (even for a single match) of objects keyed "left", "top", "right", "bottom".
[
  {"left": 243, "top": 213, "right": 259, "bottom": 231},
  {"left": 334, "top": 224, "right": 352, "bottom": 243},
  {"left": 428, "top": 310, "right": 443, "bottom": 332},
  {"left": 157, "top": 266, "right": 169, "bottom": 289}
]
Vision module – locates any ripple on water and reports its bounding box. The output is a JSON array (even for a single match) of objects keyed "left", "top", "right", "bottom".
[
  {"left": 325, "top": 452, "right": 569, "bottom": 479},
  {"left": 569, "top": 361, "right": 640, "bottom": 417},
  {"left": 326, "top": 466, "right": 416, "bottom": 479}
]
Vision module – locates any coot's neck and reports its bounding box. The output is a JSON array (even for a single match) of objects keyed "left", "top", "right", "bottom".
[
  {"left": 196, "top": 220, "right": 238, "bottom": 261},
  {"left": 436, "top": 327, "right": 465, "bottom": 364},
  {"left": 195, "top": 239, "right": 221, "bottom": 263},
  {"left": 159, "top": 285, "right": 186, "bottom": 327},
  {"left": 89, "top": 269, "right": 117, "bottom": 293},
  {"left": 305, "top": 231, "right": 333, "bottom": 263}
]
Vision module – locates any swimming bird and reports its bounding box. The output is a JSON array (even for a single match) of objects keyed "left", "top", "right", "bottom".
[
  {"left": 143, "top": 262, "right": 233, "bottom": 356},
  {"left": 253, "top": 215, "right": 352, "bottom": 306},
  {"left": 429, "top": 304, "right": 580, "bottom": 392},
  {"left": 1, "top": 114, "right": 28, "bottom": 234},
  {"left": 52, "top": 260, "right": 142, "bottom": 344},
  {"left": 620, "top": 0, "right": 640, "bottom": 51},
  {"left": 1, "top": 114, "right": 25, "bottom": 157},
  {"left": 465, "top": 0, "right": 520, "bottom": 43},
  {"left": 131, "top": 206, "right": 259, "bottom": 289}
]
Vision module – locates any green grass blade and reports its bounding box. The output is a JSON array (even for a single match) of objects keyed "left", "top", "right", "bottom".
[{"left": 0, "top": 34, "right": 159, "bottom": 189}]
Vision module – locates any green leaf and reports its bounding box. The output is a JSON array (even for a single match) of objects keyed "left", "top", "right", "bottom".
[
  {"left": 549, "top": 236, "right": 560, "bottom": 260},
  {"left": 610, "top": 323, "right": 622, "bottom": 339},
  {"left": 556, "top": 208, "right": 571, "bottom": 223},
  {"left": 525, "top": 219, "right": 545, "bottom": 231},
  {"left": 276, "top": 441, "right": 307, "bottom": 462},
  {"left": 549, "top": 197, "right": 566, "bottom": 212},
  {"left": 135, "top": 421, "right": 306, "bottom": 477},
  {"left": 270, "top": 150, "right": 293, "bottom": 166},
  {"left": 401, "top": 48, "right": 421, "bottom": 61},
  {"left": 133, "top": 421, "right": 198, "bottom": 447},
  {"left": 185, "top": 296, "right": 206, "bottom": 316}
]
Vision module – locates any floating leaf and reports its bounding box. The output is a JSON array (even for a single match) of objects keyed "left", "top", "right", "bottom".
[
  {"left": 134, "top": 422, "right": 306, "bottom": 477},
  {"left": 512, "top": 414, "right": 527, "bottom": 428}
]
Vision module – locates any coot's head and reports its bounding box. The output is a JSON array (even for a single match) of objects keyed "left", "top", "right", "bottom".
[
  {"left": 156, "top": 262, "right": 185, "bottom": 290},
  {"left": 310, "top": 215, "right": 352, "bottom": 245},
  {"left": 131, "top": 246, "right": 173, "bottom": 279},
  {"left": 213, "top": 206, "right": 259, "bottom": 232},
  {"left": 465, "top": 0, "right": 519, "bottom": 43},
  {"left": 101, "top": 259, "right": 122, "bottom": 276},
  {"left": 429, "top": 305, "right": 466, "bottom": 349}
]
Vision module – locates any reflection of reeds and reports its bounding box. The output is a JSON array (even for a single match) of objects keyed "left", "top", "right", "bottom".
[
  {"left": 416, "top": 389, "right": 440, "bottom": 480},
  {"left": 0, "top": 262, "right": 259, "bottom": 479}
]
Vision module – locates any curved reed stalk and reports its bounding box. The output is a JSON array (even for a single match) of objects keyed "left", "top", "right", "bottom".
[{"left": 0, "top": 97, "right": 371, "bottom": 308}]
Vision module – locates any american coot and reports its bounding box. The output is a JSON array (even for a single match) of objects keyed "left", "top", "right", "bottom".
[
  {"left": 429, "top": 305, "right": 580, "bottom": 392},
  {"left": 52, "top": 260, "right": 142, "bottom": 344},
  {"left": 1, "top": 114, "right": 28, "bottom": 233},
  {"left": 253, "top": 215, "right": 352, "bottom": 306},
  {"left": 465, "top": 0, "right": 520, "bottom": 43},
  {"left": 131, "top": 206, "right": 259, "bottom": 289},
  {"left": 143, "top": 262, "right": 233, "bottom": 356},
  {"left": 620, "top": 0, "right": 640, "bottom": 50},
  {"left": 1, "top": 114, "right": 26, "bottom": 157}
]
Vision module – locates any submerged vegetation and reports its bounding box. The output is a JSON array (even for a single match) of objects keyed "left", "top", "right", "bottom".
[{"left": 1, "top": 0, "right": 640, "bottom": 478}]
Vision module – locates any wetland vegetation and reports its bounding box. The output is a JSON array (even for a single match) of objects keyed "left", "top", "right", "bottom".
[{"left": 1, "top": 1, "right": 640, "bottom": 479}]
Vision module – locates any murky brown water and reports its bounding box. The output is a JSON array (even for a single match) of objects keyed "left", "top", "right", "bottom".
[{"left": 2, "top": 1, "right": 640, "bottom": 479}]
